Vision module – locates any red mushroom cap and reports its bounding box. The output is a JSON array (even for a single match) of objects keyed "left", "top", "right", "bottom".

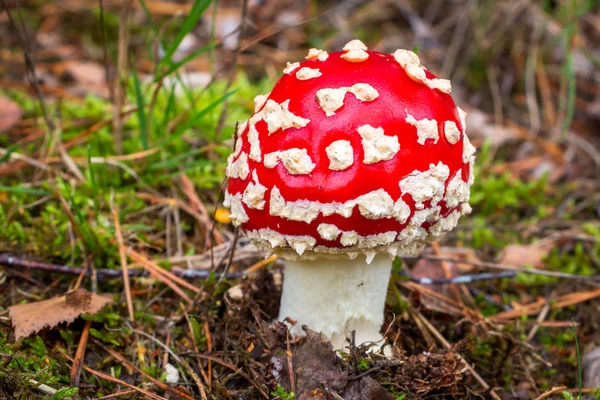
[{"left": 224, "top": 40, "right": 475, "bottom": 262}]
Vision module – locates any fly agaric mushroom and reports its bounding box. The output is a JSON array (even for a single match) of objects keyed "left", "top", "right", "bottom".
[{"left": 224, "top": 40, "right": 475, "bottom": 350}]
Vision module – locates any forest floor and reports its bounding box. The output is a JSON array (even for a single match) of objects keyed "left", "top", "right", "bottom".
[{"left": 1, "top": 0, "right": 600, "bottom": 399}]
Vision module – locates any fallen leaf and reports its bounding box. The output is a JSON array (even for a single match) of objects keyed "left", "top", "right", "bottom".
[
  {"left": 273, "top": 327, "right": 348, "bottom": 400},
  {"left": 293, "top": 328, "right": 347, "bottom": 399},
  {"left": 343, "top": 376, "right": 395, "bottom": 400},
  {"left": 411, "top": 258, "right": 462, "bottom": 312},
  {"left": 64, "top": 61, "right": 105, "bottom": 86},
  {"left": 498, "top": 241, "right": 554, "bottom": 268},
  {"left": 8, "top": 290, "right": 112, "bottom": 340},
  {"left": 0, "top": 95, "right": 23, "bottom": 132}
]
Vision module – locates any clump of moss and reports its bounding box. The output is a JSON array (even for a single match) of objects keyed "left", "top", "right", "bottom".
[{"left": 0, "top": 370, "right": 44, "bottom": 400}]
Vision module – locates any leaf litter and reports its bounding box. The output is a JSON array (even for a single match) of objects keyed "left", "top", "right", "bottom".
[{"left": 8, "top": 289, "right": 112, "bottom": 340}]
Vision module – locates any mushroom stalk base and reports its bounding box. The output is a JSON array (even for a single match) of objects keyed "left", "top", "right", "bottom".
[{"left": 278, "top": 253, "right": 392, "bottom": 351}]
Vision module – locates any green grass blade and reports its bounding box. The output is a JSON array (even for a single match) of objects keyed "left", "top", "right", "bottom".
[
  {"left": 0, "top": 143, "right": 19, "bottom": 163},
  {"left": 159, "top": 82, "right": 178, "bottom": 137},
  {"left": 0, "top": 185, "right": 50, "bottom": 196},
  {"left": 164, "top": 89, "right": 238, "bottom": 144},
  {"left": 154, "top": 43, "right": 216, "bottom": 82},
  {"left": 131, "top": 67, "right": 149, "bottom": 149},
  {"left": 136, "top": 0, "right": 160, "bottom": 38},
  {"left": 160, "top": 0, "right": 212, "bottom": 67}
]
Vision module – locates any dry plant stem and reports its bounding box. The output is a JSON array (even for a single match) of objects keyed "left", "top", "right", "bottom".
[
  {"left": 245, "top": 254, "right": 278, "bottom": 275},
  {"left": 70, "top": 319, "right": 92, "bottom": 387},
  {"left": 95, "top": 339, "right": 195, "bottom": 400},
  {"left": 113, "top": 208, "right": 135, "bottom": 321},
  {"left": 132, "top": 328, "right": 208, "bottom": 400},
  {"left": 203, "top": 320, "right": 212, "bottom": 388},
  {"left": 431, "top": 241, "right": 463, "bottom": 306},
  {"left": 279, "top": 254, "right": 392, "bottom": 351},
  {"left": 123, "top": 247, "right": 194, "bottom": 303},
  {"left": 0, "top": 253, "right": 242, "bottom": 280},
  {"left": 525, "top": 302, "right": 550, "bottom": 342},
  {"left": 61, "top": 351, "right": 168, "bottom": 400},
  {"left": 214, "top": 0, "right": 248, "bottom": 142},
  {"left": 181, "top": 302, "right": 210, "bottom": 386},
  {"left": 195, "top": 354, "right": 269, "bottom": 399},
  {"left": 423, "top": 255, "right": 600, "bottom": 281},
  {"left": 533, "top": 386, "right": 568, "bottom": 400},
  {"left": 95, "top": 390, "right": 138, "bottom": 400},
  {"left": 113, "top": 0, "right": 133, "bottom": 154},
  {"left": 412, "top": 310, "right": 502, "bottom": 400}
]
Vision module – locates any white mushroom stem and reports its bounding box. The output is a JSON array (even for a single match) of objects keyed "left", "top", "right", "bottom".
[{"left": 278, "top": 253, "right": 392, "bottom": 351}]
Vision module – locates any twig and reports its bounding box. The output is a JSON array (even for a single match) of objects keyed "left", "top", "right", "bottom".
[
  {"left": 70, "top": 319, "right": 92, "bottom": 387},
  {"left": 1, "top": 0, "right": 54, "bottom": 131},
  {"left": 123, "top": 247, "right": 194, "bottom": 303},
  {"left": 203, "top": 320, "right": 212, "bottom": 388},
  {"left": 95, "top": 390, "right": 138, "bottom": 400},
  {"left": 421, "top": 255, "right": 600, "bottom": 282},
  {"left": 0, "top": 253, "right": 243, "bottom": 280},
  {"left": 412, "top": 308, "right": 501, "bottom": 399},
  {"left": 286, "top": 330, "right": 296, "bottom": 394},
  {"left": 123, "top": 246, "right": 201, "bottom": 294},
  {"left": 533, "top": 386, "right": 568, "bottom": 400},
  {"left": 61, "top": 351, "right": 167, "bottom": 400},
  {"left": 195, "top": 353, "right": 269, "bottom": 399},
  {"left": 245, "top": 254, "right": 278, "bottom": 276},
  {"left": 181, "top": 302, "right": 210, "bottom": 387},
  {"left": 94, "top": 339, "right": 196, "bottom": 400},
  {"left": 431, "top": 241, "right": 464, "bottom": 306},
  {"left": 131, "top": 328, "right": 208, "bottom": 400},
  {"left": 525, "top": 302, "right": 550, "bottom": 342}
]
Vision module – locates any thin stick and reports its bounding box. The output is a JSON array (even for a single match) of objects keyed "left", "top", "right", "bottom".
[
  {"left": 123, "top": 246, "right": 201, "bottom": 294},
  {"left": 203, "top": 321, "right": 212, "bottom": 388},
  {"left": 526, "top": 303, "right": 550, "bottom": 342},
  {"left": 70, "top": 320, "right": 92, "bottom": 387},
  {"left": 95, "top": 340, "right": 196, "bottom": 400},
  {"left": 124, "top": 248, "right": 193, "bottom": 303},
  {"left": 244, "top": 254, "right": 278, "bottom": 276},
  {"left": 0, "top": 253, "right": 243, "bottom": 280},
  {"left": 61, "top": 351, "right": 167, "bottom": 400},
  {"left": 113, "top": 208, "right": 135, "bottom": 321},
  {"left": 195, "top": 353, "right": 269, "bottom": 399},
  {"left": 431, "top": 241, "right": 464, "bottom": 307},
  {"left": 181, "top": 302, "right": 210, "bottom": 386},
  {"left": 132, "top": 328, "right": 208, "bottom": 400},
  {"left": 112, "top": 0, "right": 133, "bottom": 154},
  {"left": 95, "top": 390, "right": 138, "bottom": 399},
  {"left": 413, "top": 309, "right": 501, "bottom": 400},
  {"left": 533, "top": 386, "right": 568, "bottom": 400},
  {"left": 422, "top": 255, "right": 600, "bottom": 282}
]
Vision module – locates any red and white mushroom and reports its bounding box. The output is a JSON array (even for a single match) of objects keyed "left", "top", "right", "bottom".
[{"left": 224, "top": 40, "right": 475, "bottom": 350}]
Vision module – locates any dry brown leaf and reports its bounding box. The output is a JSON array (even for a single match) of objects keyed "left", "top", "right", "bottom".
[
  {"left": 8, "top": 290, "right": 112, "bottom": 340},
  {"left": 64, "top": 61, "right": 105, "bottom": 86},
  {"left": 498, "top": 241, "right": 554, "bottom": 268},
  {"left": 0, "top": 95, "right": 23, "bottom": 132}
]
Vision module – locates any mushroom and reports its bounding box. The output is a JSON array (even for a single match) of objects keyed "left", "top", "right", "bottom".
[{"left": 224, "top": 41, "right": 475, "bottom": 351}]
